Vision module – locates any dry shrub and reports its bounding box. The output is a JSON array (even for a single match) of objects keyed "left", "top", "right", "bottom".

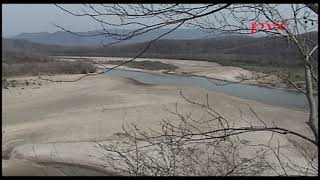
[{"left": 2, "top": 60, "right": 97, "bottom": 77}]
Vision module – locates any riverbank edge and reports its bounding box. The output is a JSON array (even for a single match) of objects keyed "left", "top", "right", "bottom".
[
  {"left": 100, "top": 67, "right": 308, "bottom": 95},
  {"left": 54, "top": 55, "right": 314, "bottom": 95}
]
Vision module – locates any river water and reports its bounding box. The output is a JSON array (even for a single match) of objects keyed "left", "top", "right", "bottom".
[{"left": 105, "top": 69, "right": 318, "bottom": 111}]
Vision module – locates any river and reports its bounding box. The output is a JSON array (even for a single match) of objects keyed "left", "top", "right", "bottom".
[{"left": 105, "top": 69, "right": 317, "bottom": 112}]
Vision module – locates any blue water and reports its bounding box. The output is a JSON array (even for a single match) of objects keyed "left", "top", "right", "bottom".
[{"left": 105, "top": 69, "right": 317, "bottom": 111}]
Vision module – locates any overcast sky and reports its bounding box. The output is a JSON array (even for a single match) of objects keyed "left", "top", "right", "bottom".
[
  {"left": 2, "top": 4, "right": 194, "bottom": 37},
  {"left": 2, "top": 4, "right": 104, "bottom": 37},
  {"left": 2, "top": 4, "right": 317, "bottom": 38}
]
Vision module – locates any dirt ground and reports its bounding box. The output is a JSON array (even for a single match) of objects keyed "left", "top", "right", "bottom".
[{"left": 2, "top": 60, "right": 316, "bottom": 176}]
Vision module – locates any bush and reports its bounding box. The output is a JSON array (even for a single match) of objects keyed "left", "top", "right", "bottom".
[
  {"left": 105, "top": 60, "right": 178, "bottom": 71},
  {"left": 2, "top": 60, "right": 97, "bottom": 77},
  {"left": 2, "top": 49, "right": 97, "bottom": 77}
]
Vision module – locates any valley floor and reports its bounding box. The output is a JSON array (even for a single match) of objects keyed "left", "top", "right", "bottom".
[
  {"left": 56, "top": 56, "right": 286, "bottom": 89},
  {"left": 2, "top": 59, "right": 317, "bottom": 176}
]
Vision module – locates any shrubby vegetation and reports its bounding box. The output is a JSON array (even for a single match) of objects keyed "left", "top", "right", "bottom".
[
  {"left": 2, "top": 50, "right": 96, "bottom": 77},
  {"left": 104, "top": 60, "right": 178, "bottom": 71},
  {"left": 2, "top": 61, "right": 96, "bottom": 77}
]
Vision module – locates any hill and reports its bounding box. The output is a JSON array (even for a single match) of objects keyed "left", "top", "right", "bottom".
[
  {"left": 3, "top": 31, "right": 318, "bottom": 66},
  {"left": 46, "top": 32, "right": 317, "bottom": 66},
  {"left": 12, "top": 29, "right": 213, "bottom": 47}
]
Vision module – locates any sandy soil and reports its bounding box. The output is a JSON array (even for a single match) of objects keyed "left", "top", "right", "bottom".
[
  {"left": 2, "top": 70, "right": 315, "bottom": 175},
  {"left": 2, "top": 159, "right": 65, "bottom": 176}
]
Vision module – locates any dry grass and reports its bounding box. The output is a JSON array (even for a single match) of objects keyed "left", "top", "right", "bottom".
[
  {"left": 2, "top": 60, "right": 97, "bottom": 77},
  {"left": 2, "top": 49, "right": 97, "bottom": 78}
]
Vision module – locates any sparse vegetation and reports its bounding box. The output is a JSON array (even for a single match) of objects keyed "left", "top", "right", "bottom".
[
  {"left": 2, "top": 61, "right": 97, "bottom": 77},
  {"left": 2, "top": 50, "right": 97, "bottom": 78},
  {"left": 104, "top": 60, "right": 178, "bottom": 71}
]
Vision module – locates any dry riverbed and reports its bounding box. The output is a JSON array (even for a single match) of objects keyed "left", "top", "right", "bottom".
[
  {"left": 55, "top": 56, "right": 286, "bottom": 89},
  {"left": 2, "top": 59, "right": 317, "bottom": 176}
]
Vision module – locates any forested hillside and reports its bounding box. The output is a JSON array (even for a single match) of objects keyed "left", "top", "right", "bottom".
[{"left": 3, "top": 31, "right": 318, "bottom": 66}]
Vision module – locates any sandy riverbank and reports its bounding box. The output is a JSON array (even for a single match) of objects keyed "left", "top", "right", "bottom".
[
  {"left": 55, "top": 56, "right": 285, "bottom": 88},
  {"left": 2, "top": 72, "right": 316, "bottom": 175}
]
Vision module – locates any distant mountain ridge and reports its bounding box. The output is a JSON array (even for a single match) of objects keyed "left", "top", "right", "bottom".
[
  {"left": 3, "top": 31, "right": 318, "bottom": 66},
  {"left": 12, "top": 29, "right": 215, "bottom": 47}
]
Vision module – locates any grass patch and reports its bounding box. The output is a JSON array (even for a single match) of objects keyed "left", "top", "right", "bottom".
[
  {"left": 105, "top": 60, "right": 178, "bottom": 71},
  {"left": 2, "top": 50, "right": 97, "bottom": 77},
  {"left": 2, "top": 60, "right": 97, "bottom": 77}
]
